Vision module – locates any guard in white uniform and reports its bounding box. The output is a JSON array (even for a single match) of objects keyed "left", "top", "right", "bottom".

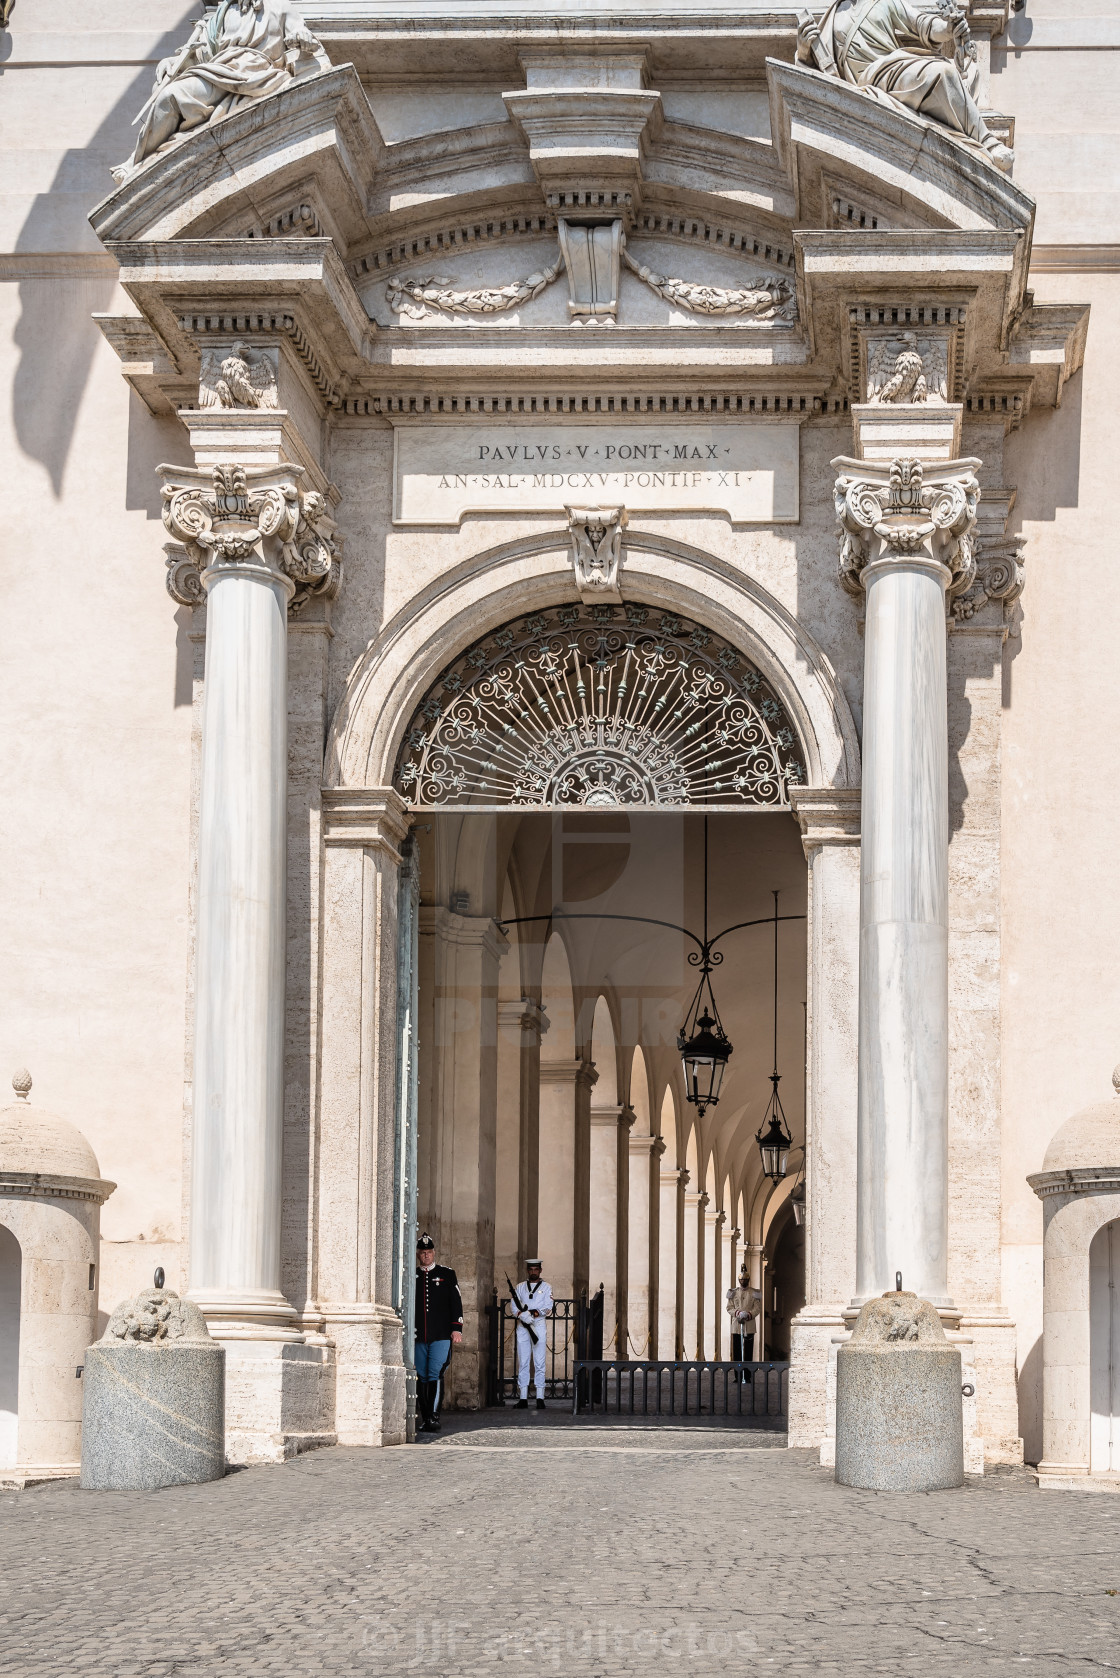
[
  {"left": 511, "top": 1258, "right": 552, "bottom": 1409},
  {"left": 726, "top": 1264, "right": 762, "bottom": 1380}
]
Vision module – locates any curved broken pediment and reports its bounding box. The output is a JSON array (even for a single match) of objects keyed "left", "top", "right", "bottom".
[{"left": 88, "top": 26, "right": 1081, "bottom": 430}]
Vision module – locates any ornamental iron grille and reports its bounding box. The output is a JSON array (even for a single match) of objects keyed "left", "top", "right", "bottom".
[{"left": 393, "top": 602, "right": 806, "bottom": 808}]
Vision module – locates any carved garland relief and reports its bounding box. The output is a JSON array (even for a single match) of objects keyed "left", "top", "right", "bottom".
[{"left": 383, "top": 221, "right": 795, "bottom": 326}]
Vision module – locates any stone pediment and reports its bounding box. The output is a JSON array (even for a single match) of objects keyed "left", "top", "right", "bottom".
[{"left": 89, "top": 37, "right": 1082, "bottom": 428}]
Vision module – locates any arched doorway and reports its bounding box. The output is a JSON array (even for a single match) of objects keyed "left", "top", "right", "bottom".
[
  {"left": 0, "top": 1224, "right": 21, "bottom": 1469},
  {"left": 396, "top": 599, "right": 810, "bottom": 1414},
  {"left": 1090, "top": 1219, "right": 1120, "bottom": 1472}
]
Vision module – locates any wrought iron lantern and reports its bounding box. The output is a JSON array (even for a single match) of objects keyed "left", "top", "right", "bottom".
[
  {"left": 757, "top": 1104, "right": 793, "bottom": 1181},
  {"left": 678, "top": 1004, "right": 732, "bottom": 1116},
  {"left": 789, "top": 1175, "right": 806, "bottom": 1226},
  {"left": 755, "top": 892, "right": 794, "bottom": 1182},
  {"left": 678, "top": 818, "right": 733, "bottom": 1116}
]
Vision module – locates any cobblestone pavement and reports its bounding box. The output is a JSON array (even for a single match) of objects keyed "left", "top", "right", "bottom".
[{"left": 1, "top": 1416, "right": 1118, "bottom": 1677}]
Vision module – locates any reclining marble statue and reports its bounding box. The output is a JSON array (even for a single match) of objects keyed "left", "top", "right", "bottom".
[
  {"left": 112, "top": 0, "right": 330, "bottom": 181},
  {"left": 797, "top": 0, "right": 1013, "bottom": 173}
]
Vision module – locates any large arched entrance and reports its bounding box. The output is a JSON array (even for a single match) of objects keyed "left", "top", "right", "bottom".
[
  {"left": 314, "top": 544, "right": 861, "bottom": 1446},
  {"left": 390, "top": 597, "right": 812, "bottom": 1419}
]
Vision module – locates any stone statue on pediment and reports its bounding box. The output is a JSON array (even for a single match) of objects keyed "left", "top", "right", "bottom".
[
  {"left": 112, "top": 0, "right": 330, "bottom": 181},
  {"left": 797, "top": 0, "right": 1013, "bottom": 172}
]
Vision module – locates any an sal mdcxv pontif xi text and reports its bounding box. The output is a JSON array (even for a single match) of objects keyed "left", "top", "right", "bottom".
[{"left": 392, "top": 423, "right": 800, "bottom": 524}]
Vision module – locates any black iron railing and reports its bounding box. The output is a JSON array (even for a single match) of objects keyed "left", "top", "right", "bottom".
[
  {"left": 486, "top": 1286, "right": 604, "bottom": 1404},
  {"left": 571, "top": 1359, "right": 789, "bottom": 1419}
]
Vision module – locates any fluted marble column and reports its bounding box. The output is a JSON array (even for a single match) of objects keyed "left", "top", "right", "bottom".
[
  {"left": 160, "top": 453, "right": 338, "bottom": 1338},
  {"left": 834, "top": 444, "right": 980, "bottom": 1305}
]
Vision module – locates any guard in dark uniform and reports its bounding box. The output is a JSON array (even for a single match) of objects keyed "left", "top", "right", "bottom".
[{"left": 414, "top": 1232, "right": 463, "bottom": 1433}]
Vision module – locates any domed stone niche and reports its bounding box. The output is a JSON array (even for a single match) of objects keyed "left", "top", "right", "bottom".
[
  {"left": 1028, "top": 1071, "right": 1120, "bottom": 1492},
  {"left": 0, "top": 1072, "right": 115, "bottom": 1488}
]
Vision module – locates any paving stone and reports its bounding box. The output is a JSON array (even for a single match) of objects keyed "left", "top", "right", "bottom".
[{"left": 0, "top": 1420, "right": 1118, "bottom": 1675}]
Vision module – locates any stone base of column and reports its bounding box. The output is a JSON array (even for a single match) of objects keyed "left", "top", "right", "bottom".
[
  {"left": 1035, "top": 1463, "right": 1120, "bottom": 1494},
  {"left": 221, "top": 1340, "right": 337, "bottom": 1465},
  {"left": 788, "top": 1309, "right": 847, "bottom": 1449},
  {"left": 321, "top": 1305, "right": 407, "bottom": 1448}
]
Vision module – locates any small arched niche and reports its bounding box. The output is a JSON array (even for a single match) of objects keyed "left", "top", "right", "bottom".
[
  {"left": 0, "top": 1225, "right": 21, "bottom": 1470},
  {"left": 0, "top": 1072, "right": 114, "bottom": 1486},
  {"left": 1029, "top": 1068, "right": 1120, "bottom": 1490}
]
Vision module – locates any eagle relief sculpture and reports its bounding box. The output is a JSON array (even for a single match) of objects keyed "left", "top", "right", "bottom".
[
  {"left": 797, "top": 0, "right": 1013, "bottom": 173},
  {"left": 866, "top": 332, "right": 949, "bottom": 403},
  {"left": 199, "top": 342, "right": 279, "bottom": 410},
  {"left": 112, "top": 0, "right": 330, "bottom": 181}
]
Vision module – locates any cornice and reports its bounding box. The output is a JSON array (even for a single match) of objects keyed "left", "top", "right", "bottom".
[
  {"left": 0, "top": 1172, "right": 117, "bottom": 1205},
  {"left": 340, "top": 386, "right": 838, "bottom": 419},
  {"left": 1028, "top": 1168, "right": 1120, "bottom": 1200},
  {"left": 320, "top": 786, "right": 411, "bottom": 851}
]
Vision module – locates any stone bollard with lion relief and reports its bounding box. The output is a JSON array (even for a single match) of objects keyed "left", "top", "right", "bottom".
[
  {"left": 80, "top": 1275, "right": 225, "bottom": 1490},
  {"left": 835, "top": 1289, "right": 965, "bottom": 1492}
]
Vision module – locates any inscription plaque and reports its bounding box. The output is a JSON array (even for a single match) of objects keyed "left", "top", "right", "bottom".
[{"left": 392, "top": 422, "right": 800, "bottom": 525}]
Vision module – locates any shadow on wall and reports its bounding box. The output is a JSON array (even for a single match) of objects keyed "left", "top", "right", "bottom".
[
  {"left": 1001, "top": 367, "right": 1084, "bottom": 711},
  {"left": 1017, "top": 1328, "right": 1043, "bottom": 1466},
  {"left": 7, "top": 11, "right": 194, "bottom": 496}
]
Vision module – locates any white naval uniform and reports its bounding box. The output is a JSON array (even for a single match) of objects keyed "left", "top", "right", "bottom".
[{"left": 511, "top": 1277, "right": 552, "bottom": 1397}]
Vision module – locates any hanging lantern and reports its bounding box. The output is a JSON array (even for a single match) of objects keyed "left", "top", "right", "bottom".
[
  {"left": 678, "top": 1005, "right": 732, "bottom": 1115},
  {"left": 790, "top": 1176, "right": 806, "bottom": 1226},
  {"left": 755, "top": 891, "right": 794, "bottom": 1181},
  {"left": 756, "top": 1089, "right": 793, "bottom": 1182},
  {"left": 679, "top": 817, "right": 733, "bottom": 1116}
]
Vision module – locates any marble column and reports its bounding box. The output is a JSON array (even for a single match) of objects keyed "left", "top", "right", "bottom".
[
  {"left": 835, "top": 430, "right": 979, "bottom": 1306},
  {"left": 160, "top": 431, "right": 340, "bottom": 1460},
  {"left": 496, "top": 999, "right": 545, "bottom": 1280},
  {"left": 589, "top": 1102, "right": 622, "bottom": 1347},
  {"left": 538, "top": 1059, "right": 596, "bottom": 1299},
  {"left": 627, "top": 1132, "right": 657, "bottom": 1357},
  {"left": 160, "top": 450, "right": 336, "bottom": 1340},
  {"left": 715, "top": 1214, "right": 732, "bottom": 1355},
  {"left": 657, "top": 1163, "right": 684, "bottom": 1359},
  {"left": 683, "top": 1187, "right": 703, "bottom": 1360}
]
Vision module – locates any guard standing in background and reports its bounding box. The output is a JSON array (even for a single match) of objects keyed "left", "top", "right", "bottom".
[
  {"left": 726, "top": 1263, "right": 762, "bottom": 1377},
  {"left": 510, "top": 1258, "right": 552, "bottom": 1409},
  {"left": 414, "top": 1232, "right": 463, "bottom": 1433}
]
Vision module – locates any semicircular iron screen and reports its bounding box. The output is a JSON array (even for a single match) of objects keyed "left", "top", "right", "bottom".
[{"left": 394, "top": 602, "right": 807, "bottom": 808}]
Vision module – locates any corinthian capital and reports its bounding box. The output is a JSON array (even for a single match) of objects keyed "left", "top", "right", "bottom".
[
  {"left": 158, "top": 461, "right": 340, "bottom": 610},
  {"left": 833, "top": 455, "right": 980, "bottom": 602}
]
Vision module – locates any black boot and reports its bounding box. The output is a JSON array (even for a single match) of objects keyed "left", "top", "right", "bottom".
[
  {"left": 428, "top": 1374, "right": 443, "bottom": 1433},
  {"left": 416, "top": 1380, "right": 431, "bottom": 1433}
]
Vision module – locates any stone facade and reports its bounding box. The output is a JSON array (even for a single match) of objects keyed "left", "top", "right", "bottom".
[{"left": 1, "top": 2, "right": 1115, "bottom": 1471}]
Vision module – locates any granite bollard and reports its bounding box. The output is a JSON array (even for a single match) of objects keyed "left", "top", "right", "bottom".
[
  {"left": 835, "top": 1290, "right": 964, "bottom": 1492},
  {"left": 80, "top": 1283, "right": 225, "bottom": 1490}
]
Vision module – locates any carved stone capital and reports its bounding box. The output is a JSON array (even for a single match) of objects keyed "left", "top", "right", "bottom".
[
  {"left": 567, "top": 505, "right": 627, "bottom": 602},
  {"left": 833, "top": 455, "right": 981, "bottom": 601},
  {"left": 950, "top": 534, "right": 1026, "bottom": 625},
  {"left": 159, "top": 461, "right": 341, "bottom": 612}
]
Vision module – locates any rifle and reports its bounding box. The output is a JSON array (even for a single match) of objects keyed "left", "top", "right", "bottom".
[{"left": 505, "top": 1274, "right": 540, "bottom": 1345}]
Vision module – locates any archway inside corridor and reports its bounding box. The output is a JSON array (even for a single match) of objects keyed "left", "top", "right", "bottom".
[{"left": 399, "top": 601, "right": 810, "bottom": 1413}]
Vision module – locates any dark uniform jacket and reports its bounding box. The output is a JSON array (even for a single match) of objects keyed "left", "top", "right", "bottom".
[{"left": 415, "top": 1263, "right": 464, "bottom": 1345}]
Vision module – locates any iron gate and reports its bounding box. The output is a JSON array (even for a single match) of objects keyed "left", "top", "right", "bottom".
[
  {"left": 486, "top": 1286, "right": 604, "bottom": 1404},
  {"left": 571, "top": 1359, "right": 789, "bottom": 1419}
]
